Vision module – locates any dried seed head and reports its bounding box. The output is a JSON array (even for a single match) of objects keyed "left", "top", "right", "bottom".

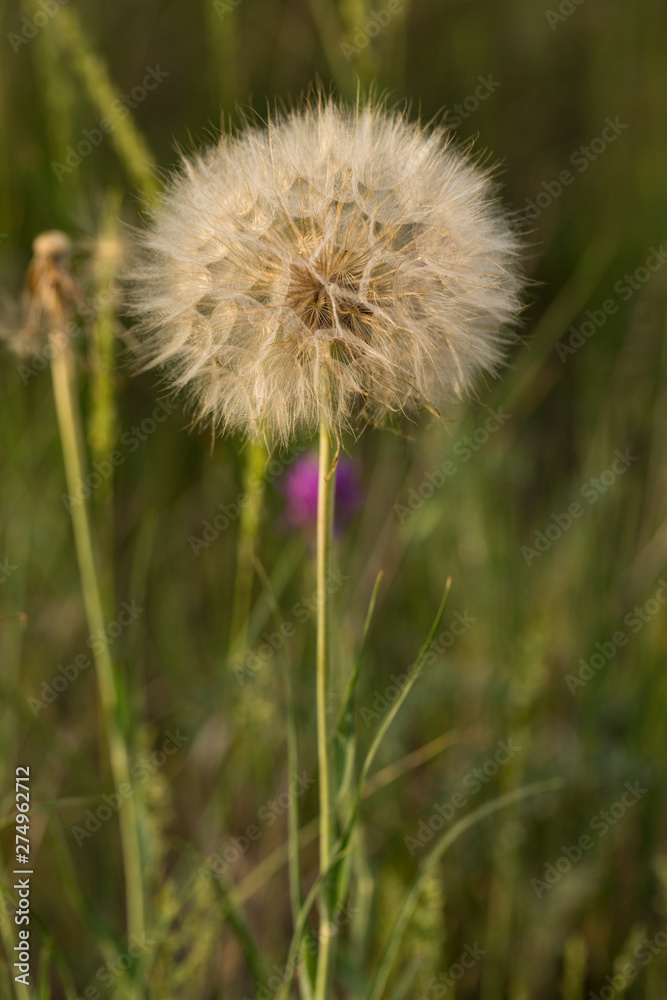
[
  {"left": 129, "top": 98, "right": 525, "bottom": 443},
  {"left": 32, "top": 230, "right": 72, "bottom": 264},
  {"left": 0, "top": 231, "right": 82, "bottom": 359},
  {"left": 25, "top": 230, "right": 80, "bottom": 322}
]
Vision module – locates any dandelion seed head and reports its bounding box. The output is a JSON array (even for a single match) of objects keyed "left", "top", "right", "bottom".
[{"left": 129, "top": 98, "right": 525, "bottom": 443}]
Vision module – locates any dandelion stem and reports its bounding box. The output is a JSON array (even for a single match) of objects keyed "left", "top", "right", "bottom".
[
  {"left": 314, "top": 420, "right": 337, "bottom": 1000},
  {"left": 49, "top": 330, "right": 145, "bottom": 944}
]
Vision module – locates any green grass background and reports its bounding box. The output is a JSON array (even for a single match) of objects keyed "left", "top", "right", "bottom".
[{"left": 1, "top": 0, "right": 667, "bottom": 997}]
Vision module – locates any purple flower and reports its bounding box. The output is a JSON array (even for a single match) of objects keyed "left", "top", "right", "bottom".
[{"left": 279, "top": 453, "right": 362, "bottom": 533}]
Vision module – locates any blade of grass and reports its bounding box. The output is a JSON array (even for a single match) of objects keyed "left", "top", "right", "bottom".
[
  {"left": 335, "top": 569, "right": 384, "bottom": 740},
  {"left": 141, "top": 720, "right": 460, "bottom": 981},
  {"left": 362, "top": 730, "right": 459, "bottom": 797},
  {"left": 356, "top": 579, "right": 452, "bottom": 801},
  {"left": 334, "top": 578, "right": 452, "bottom": 865},
  {"left": 37, "top": 944, "right": 53, "bottom": 1000},
  {"left": 334, "top": 570, "right": 384, "bottom": 817},
  {"left": 365, "top": 777, "right": 565, "bottom": 1000},
  {"left": 303, "top": 0, "right": 357, "bottom": 98},
  {"left": 253, "top": 554, "right": 314, "bottom": 1000},
  {"left": 331, "top": 571, "right": 386, "bottom": 916},
  {"left": 39, "top": 4, "right": 159, "bottom": 200},
  {"left": 210, "top": 877, "right": 274, "bottom": 987},
  {"left": 385, "top": 956, "right": 426, "bottom": 1000},
  {"left": 231, "top": 727, "right": 458, "bottom": 907}
]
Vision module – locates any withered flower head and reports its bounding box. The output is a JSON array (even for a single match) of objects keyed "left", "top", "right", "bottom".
[{"left": 0, "top": 231, "right": 82, "bottom": 359}]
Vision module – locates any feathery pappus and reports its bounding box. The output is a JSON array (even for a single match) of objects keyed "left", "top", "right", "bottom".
[{"left": 128, "top": 97, "right": 525, "bottom": 443}]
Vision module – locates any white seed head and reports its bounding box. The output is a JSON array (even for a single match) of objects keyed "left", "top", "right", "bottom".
[{"left": 129, "top": 98, "right": 525, "bottom": 443}]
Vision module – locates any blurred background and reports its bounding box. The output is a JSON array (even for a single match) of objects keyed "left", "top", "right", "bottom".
[{"left": 1, "top": 0, "right": 667, "bottom": 997}]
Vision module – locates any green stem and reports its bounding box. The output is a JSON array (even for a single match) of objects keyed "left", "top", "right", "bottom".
[
  {"left": 43, "top": 4, "right": 158, "bottom": 201},
  {"left": 228, "top": 439, "right": 266, "bottom": 673},
  {"left": 314, "top": 422, "right": 337, "bottom": 1000},
  {"left": 49, "top": 333, "right": 145, "bottom": 945}
]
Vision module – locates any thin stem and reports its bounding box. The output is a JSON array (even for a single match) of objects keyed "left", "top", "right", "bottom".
[
  {"left": 314, "top": 421, "right": 337, "bottom": 1000},
  {"left": 88, "top": 189, "right": 123, "bottom": 596},
  {"left": 45, "top": 4, "right": 158, "bottom": 200},
  {"left": 228, "top": 439, "right": 266, "bottom": 673},
  {"left": 49, "top": 332, "right": 145, "bottom": 944}
]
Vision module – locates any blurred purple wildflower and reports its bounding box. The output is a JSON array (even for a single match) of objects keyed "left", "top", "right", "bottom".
[{"left": 279, "top": 453, "right": 363, "bottom": 534}]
